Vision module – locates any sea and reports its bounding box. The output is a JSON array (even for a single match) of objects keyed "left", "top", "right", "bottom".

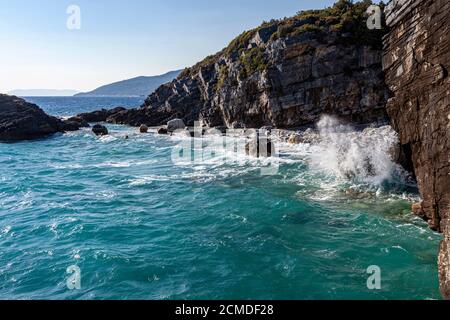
[{"left": 0, "top": 96, "right": 442, "bottom": 300}]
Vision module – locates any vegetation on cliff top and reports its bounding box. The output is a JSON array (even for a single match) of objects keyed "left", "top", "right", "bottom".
[{"left": 179, "top": 0, "right": 386, "bottom": 82}]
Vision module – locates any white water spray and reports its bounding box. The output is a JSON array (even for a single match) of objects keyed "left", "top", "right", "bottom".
[{"left": 310, "top": 116, "right": 406, "bottom": 186}]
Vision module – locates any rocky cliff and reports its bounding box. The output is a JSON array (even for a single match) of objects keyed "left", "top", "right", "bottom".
[
  {"left": 383, "top": 0, "right": 450, "bottom": 298},
  {"left": 98, "top": 1, "right": 389, "bottom": 129},
  {"left": 0, "top": 94, "right": 80, "bottom": 141}
]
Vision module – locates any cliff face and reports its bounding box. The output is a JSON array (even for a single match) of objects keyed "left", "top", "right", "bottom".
[
  {"left": 383, "top": 0, "right": 450, "bottom": 298},
  {"left": 106, "top": 2, "right": 389, "bottom": 128}
]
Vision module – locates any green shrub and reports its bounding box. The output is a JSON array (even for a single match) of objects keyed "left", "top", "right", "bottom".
[
  {"left": 239, "top": 47, "right": 267, "bottom": 78},
  {"left": 215, "top": 64, "right": 229, "bottom": 92}
]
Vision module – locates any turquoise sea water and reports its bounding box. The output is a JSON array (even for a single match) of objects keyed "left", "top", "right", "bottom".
[{"left": 0, "top": 97, "right": 442, "bottom": 300}]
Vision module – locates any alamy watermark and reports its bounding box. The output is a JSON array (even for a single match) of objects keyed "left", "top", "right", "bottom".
[
  {"left": 66, "top": 265, "right": 81, "bottom": 290},
  {"left": 66, "top": 5, "right": 81, "bottom": 30},
  {"left": 367, "top": 265, "right": 381, "bottom": 290},
  {"left": 366, "top": 5, "right": 382, "bottom": 30}
]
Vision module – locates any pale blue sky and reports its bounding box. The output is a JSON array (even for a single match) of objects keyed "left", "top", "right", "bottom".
[{"left": 0, "top": 0, "right": 337, "bottom": 93}]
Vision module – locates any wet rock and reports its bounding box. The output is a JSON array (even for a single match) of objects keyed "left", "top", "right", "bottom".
[
  {"left": 412, "top": 202, "right": 424, "bottom": 218},
  {"left": 92, "top": 124, "right": 108, "bottom": 136},
  {"left": 344, "top": 188, "right": 376, "bottom": 200},
  {"left": 66, "top": 116, "right": 90, "bottom": 128},
  {"left": 185, "top": 128, "right": 195, "bottom": 138},
  {"left": 157, "top": 127, "right": 168, "bottom": 135},
  {"left": 77, "top": 107, "right": 126, "bottom": 123},
  {"left": 0, "top": 94, "right": 77, "bottom": 141},
  {"left": 61, "top": 120, "right": 83, "bottom": 132},
  {"left": 139, "top": 124, "right": 149, "bottom": 133}
]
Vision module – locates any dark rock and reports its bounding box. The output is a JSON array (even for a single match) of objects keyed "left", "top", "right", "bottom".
[
  {"left": 185, "top": 128, "right": 195, "bottom": 138},
  {"left": 384, "top": 0, "right": 450, "bottom": 299},
  {"left": 157, "top": 127, "right": 168, "bottom": 135},
  {"left": 139, "top": 124, "right": 149, "bottom": 133},
  {"left": 77, "top": 107, "right": 126, "bottom": 123},
  {"left": 61, "top": 120, "right": 82, "bottom": 132},
  {"left": 0, "top": 94, "right": 77, "bottom": 141},
  {"left": 92, "top": 124, "right": 108, "bottom": 136},
  {"left": 66, "top": 116, "right": 90, "bottom": 128},
  {"left": 214, "top": 126, "right": 228, "bottom": 134}
]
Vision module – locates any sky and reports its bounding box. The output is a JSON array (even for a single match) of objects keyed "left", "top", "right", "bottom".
[{"left": 0, "top": 0, "right": 338, "bottom": 93}]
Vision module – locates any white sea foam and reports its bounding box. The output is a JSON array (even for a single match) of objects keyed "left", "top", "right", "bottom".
[
  {"left": 309, "top": 115, "right": 407, "bottom": 186},
  {"left": 1, "top": 225, "right": 11, "bottom": 235}
]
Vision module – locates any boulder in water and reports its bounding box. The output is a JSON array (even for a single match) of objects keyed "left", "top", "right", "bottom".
[
  {"left": 139, "top": 124, "right": 149, "bottom": 133},
  {"left": 157, "top": 127, "right": 168, "bottom": 135},
  {"left": 167, "top": 119, "right": 185, "bottom": 132},
  {"left": 92, "top": 124, "right": 108, "bottom": 136}
]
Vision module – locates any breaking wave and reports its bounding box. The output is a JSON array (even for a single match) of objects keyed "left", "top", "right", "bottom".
[{"left": 309, "top": 115, "right": 412, "bottom": 187}]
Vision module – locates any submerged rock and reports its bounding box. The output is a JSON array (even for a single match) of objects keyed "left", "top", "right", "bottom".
[
  {"left": 92, "top": 124, "right": 108, "bottom": 136},
  {"left": 0, "top": 94, "right": 78, "bottom": 141}
]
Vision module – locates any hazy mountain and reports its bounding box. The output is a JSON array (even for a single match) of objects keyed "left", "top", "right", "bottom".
[
  {"left": 8, "top": 89, "right": 79, "bottom": 97},
  {"left": 75, "top": 70, "right": 182, "bottom": 97}
]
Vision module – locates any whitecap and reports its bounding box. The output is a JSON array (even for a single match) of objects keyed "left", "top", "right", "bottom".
[
  {"left": 128, "top": 175, "right": 171, "bottom": 186},
  {"left": 1, "top": 225, "right": 11, "bottom": 235},
  {"left": 99, "top": 135, "right": 118, "bottom": 143}
]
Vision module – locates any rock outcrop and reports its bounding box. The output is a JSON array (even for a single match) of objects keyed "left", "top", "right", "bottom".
[
  {"left": 92, "top": 124, "right": 109, "bottom": 136},
  {"left": 0, "top": 94, "right": 80, "bottom": 141},
  {"left": 86, "top": 1, "right": 389, "bottom": 130},
  {"left": 66, "top": 116, "right": 90, "bottom": 128},
  {"left": 383, "top": 0, "right": 450, "bottom": 298},
  {"left": 77, "top": 107, "right": 126, "bottom": 123},
  {"left": 139, "top": 124, "right": 149, "bottom": 133}
]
